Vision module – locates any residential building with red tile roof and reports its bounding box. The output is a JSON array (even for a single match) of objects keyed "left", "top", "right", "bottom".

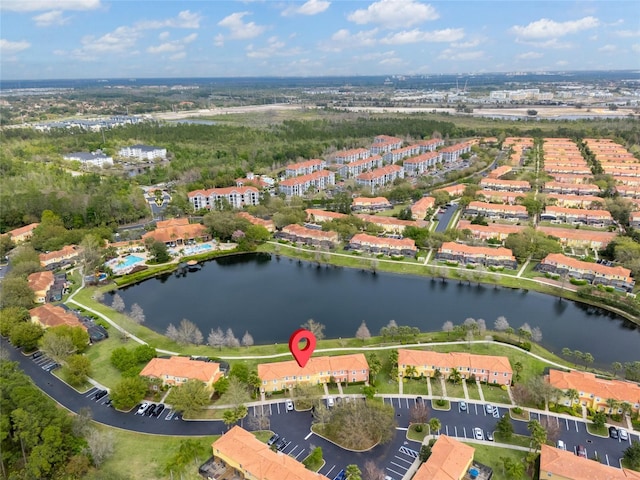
[
  {"left": 434, "top": 184, "right": 466, "bottom": 198},
  {"left": 543, "top": 181, "right": 601, "bottom": 196},
  {"left": 631, "top": 211, "right": 640, "bottom": 229},
  {"left": 398, "top": 349, "right": 513, "bottom": 384},
  {"left": 30, "top": 304, "right": 86, "bottom": 330},
  {"left": 236, "top": 212, "right": 275, "bottom": 233},
  {"left": 383, "top": 144, "right": 421, "bottom": 164},
  {"left": 351, "top": 196, "right": 392, "bottom": 212},
  {"left": 107, "top": 240, "right": 144, "bottom": 255},
  {"left": 541, "top": 206, "right": 613, "bottom": 226},
  {"left": 538, "top": 253, "right": 634, "bottom": 291},
  {"left": 466, "top": 201, "right": 528, "bottom": 220},
  {"left": 416, "top": 138, "right": 444, "bottom": 151},
  {"left": 540, "top": 444, "right": 640, "bottom": 480},
  {"left": 348, "top": 233, "right": 417, "bottom": 257},
  {"left": 436, "top": 241, "right": 517, "bottom": 269},
  {"left": 616, "top": 177, "right": 640, "bottom": 187},
  {"left": 479, "top": 178, "right": 531, "bottom": 192},
  {"left": 547, "top": 369, "right": 640, "bottom": 413},
  {"left": 336, "top": 154, "right": 382, "bottom": 178},
  {"left": 258, "top": 354, "right": 369, "bottom": 393},
  {"left": 370, "top": 135, "right": 403, "bottom": 155},
  {"left": 279, "top": 170, "right": 335, "bottom": 197},
  {"left": 355, "top": 164, "right": 404, "bottom": 191},
  {"left": 235, "top": 173, "right": 273, "bottom": 190},
  {"left": 355, "top": 213, "right": 426, "bottom": 234},
  {"left": 141, "top": 218, "right": 208, "bottom": 246},
  {"left": 333, "top": 147, "right": 371, "bottom": 164},
  {"left": 544, "top": 194, "right": 604, "bottom": 209},
  {"left": 537, "top": 226, "right": 617, "bottom": 249},
  {"left": 28, "top": 271, "right": 55, "bottom": 303},
  {"left": 285, "top": 159, "right": 326, "bottom": 178},
  {"left": 305, "top": 209, "right": 348, "bottom": 223},
  {"left": 487, "top": 165, "right": 513, "bottom": 178},
  {"left": 39, "top": 245, "right": 80, "bottom": 267},
  {"left": 544, "top": 164, "right": 592, "bottom": 175},
  {"left": 616, "top": 185, "right": 640, "bottom": 198},
  {"left": 188, "top": 186, "right": 261, "bottom": 210},
  {"left": 548, "top": 173, "right": 595, "bottom": 185},
  {"left": 4, "top": 223, "right": 40, "bottom": 243},
  {"left": 210, "top": 426, "right": 329, "bottom": 480},
  {"left": 277, "top": 224, "right": 339, "bottom": 249},
  {"left": 413, "top": 435, "right": 475, "bottom": 480},
  {"left": 475, "top": 190, "right": 521, "bottom": 204},
  {"left": 439, "top": 141, "right": 473, "bottom": 162},
  {"left": 456, "top": 220, "right": 524, "bottom": 242},
  {"left": 140, "top": 356, "right": 222, "bottom": 388},
  {"left": 411, "top": 196, "right": 436, "bottom": 220},
  {"left": 402, "top": 151, "right": 442, "bottom": 176}
]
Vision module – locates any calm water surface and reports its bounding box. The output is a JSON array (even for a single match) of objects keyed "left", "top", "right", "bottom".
[{"left": 108, "top": 254, "right": 640, "bottom": 367}]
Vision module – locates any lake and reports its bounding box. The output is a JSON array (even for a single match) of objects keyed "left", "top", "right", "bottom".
[{"left": 107, "top": 253, "right": 640, "bottom": 367}]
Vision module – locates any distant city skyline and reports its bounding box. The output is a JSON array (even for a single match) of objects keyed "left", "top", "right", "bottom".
[{"left": 1, "top": 0, "right": 639, "bottom": 80}]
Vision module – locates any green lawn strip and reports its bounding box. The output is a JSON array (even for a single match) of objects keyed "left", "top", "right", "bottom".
[
  {"left": 372, "top": 204, "right": 410, "bottom": 217},
  {"left": 85, "top": 336, "right": 134, "bottom": 389},
  {"left": 251, "top": 430, "right": 273, "bottom": 443},
  {"left": 430, "top": 379, "right": 444, "bottom": 397},
  {"left": 586, "top": 424, "right": 609, "bottom": 437},
  {"left": 342, "top": 383, "right": 366, "bottom": 395},
  {"left": 466, "top": 443, "right": 533, "bottom": 480},
  {"left": 493, "top": 432, "right": 532, "bottom": 448},
  {"left": 509, "top": 408, "right": 531, "bottom": 421},
  {"left": 444, "top": 381, "right": 466, "bottom": 400},
  {"left": 467, "top": 381, "right": 482, "bottom": 401},
  {"left": 431, "top": 399, "right": 450, "bottom": 411},
  {"left": 302, "top": 451, "right": 324, "bottom": 472},
  {"left": 402, "top": 379, "right": 429, "bottom": 395},
  {"left": 407, "top": 424, "right": 428, "bottom": 442},
  {"left": 94, "top": 423, "right": 218, "bottom": 480},
  {"left": 481, "top": 385, "right": 512, "bottom": 405}
]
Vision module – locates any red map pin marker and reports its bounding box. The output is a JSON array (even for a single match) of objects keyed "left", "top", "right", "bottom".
[{"left": 288, "top": 328, "right": 316, "bottom": 368}]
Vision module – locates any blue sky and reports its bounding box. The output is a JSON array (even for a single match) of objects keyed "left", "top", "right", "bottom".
[{"left": 1, "top": 0, "right": 639, "bottom": 80}]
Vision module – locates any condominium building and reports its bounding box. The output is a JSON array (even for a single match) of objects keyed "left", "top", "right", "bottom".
[
  {"left": 285, "top": 159, "right": 326, "bottom": 178},
  {"left": 118, "top": 144, "right": 166, "bottom": 160},
  {"left": 348, "top": 233, "right": 417, "bottom": 257},
  {"left": 355, "top": 165, "right": 404, "bottom": 191},
  {"left": 538, "top": 253, "right": 634, "bottom": 291},
  {"left": 333, "top": 147, "right": 370, "bottom": 164},
  {"left": 436, "top": 241, "right": 518, "bottom": 269},
  {"left": 410, "top": 196, "right": 436, "bottom": 220},
  {"left": 188, "top": 186, "right": 261, "bottom": 210},
  {"left": 277, "top": 224, "right": 339, "bottom": 249},
  {"left": 278, "top": 170, "right": 335, "bottom": 197},
  {"left": 465, "top": 201, "right": 528, "bottom": 221},
  {"left": 402, "top": 151, "right": 442, "bottom": 176},
  {"left": 337, "top": 154, "right": 383, "bottom": 178}
]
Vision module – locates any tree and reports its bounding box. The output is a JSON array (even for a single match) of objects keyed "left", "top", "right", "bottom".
[
  {"left": 612, "top": 362, "right": 623, "bottom": 378},
  {"left": 449, "top": 367, "right": 462, "bottom": 385},
  {"left": 502, "top": 457, "right": 524, "bottom": 480},
  {"left": 429, "top": 417, "right": 441, "bottom": 434},
  {"left": 419, "top": 444, "right": 432, "bottom": 462},
  {"left": 225, "top": 328, "right": 240, "bottom": 348},
  {"left": 518, "top": 323, "right": 532, "bottom": 342},
  {"left": 166, "top": 319, "right": 203, "bottom": 345},
  {"left": 355, "top": 321, "right": 371, "bottom": 342},
  {"left": 128, "top": 303, "right": 145, "bottom": 324},
  {"left": 66, "top": 354, "right": 92, "bottom": 386},
  {"left": 346, "top": 464, "right": 362, "bottom": 480},
  {"left": 494, "top": 316, "right": 509, "bottom": 332},
  {"left": 85, "top": 428, "right": 115, "bottom": 467},
  {"left": 247, "top": 409, "right": 271, "bottom": 431},
  {"left": 0, "top": 277, "right": 35, "bottom": 309},
  {"left": 592, "top": 411, "right": 606, "bottom": 429},
  {"left": 531, "top": 326, "right": 543, "bottom": 343},
  {"left": 241, "top": 330, "right": 254, "bottom": 347},
  {"left": 583, "top": 352, "right": 594, "bottom": 370},
  {"left": 207, "top": 327, "right": 225, "bottom": 350},
  {"left": 539, "top": 416, "right": 561, "bottom": 445},
  {"left": 409, "top": 402, "right": 430, "bottom": 424},
  {"left": 9, "top": 322, "right": 44, "bottom": 351},
  {"left": 476, "top": 318, "right": 486, "bottom": 337},
  {"left": 40, "top": 330, "right": 77, "bottom": 363},
  {"left": 562, "top": 347, "right": 573, "bottom": 359},
  {"left": 79, "top": 234, "right": 104, "bottom": 273},
  {"left": 219, "top": 377, "right": 250, "bottom": 408},
  {"left": 513, "top": 361, "right": 523, "bottom": 382},
  {"left": 322, "top": 401, "right": 396, "bottom": 451},
  {"left": 222, "top": 406, "right": 247, "bottom": 429},
  {"left": 623, "top": 441, "right": 640, "bottom": 470},
  {"left": 110, "top": 376, "right": 147, "bottom": 410},
  {"left": 300, "top": 319, "right": 325, "bottom": 340},
  {"left": 367, "top": 353, "right": 382, "bottom": 384},
  {"left": 166, "top": 380, "right": 211, "bottom": 416},
  {"left": 496, "top": 413, "right": 514, "bottom": 439},
  {"left": 442, "top": 321, "right": 454, "bottom": 338},
  {"left": 0, "top": 306, "right": 30, "bottom": 337},
  {"left": 527, "top": 419, "right": 547, "bottom": 450},
  {"left": 362, "top": 460, "right": 385, "bottom": 480},
  {"left": 111, "top": 294, "right": 125, "bottom": 313},
  {"left": 148, "top": 241, "right": 170, "bottom": 264}
]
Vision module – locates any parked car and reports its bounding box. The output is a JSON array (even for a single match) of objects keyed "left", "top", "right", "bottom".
[
  {"left": 485, "top": 430, "right": 494, "bottom": 441},
  {"left": 275, "top": 437, "right": 287, "bottom": 451},
  {"left": 31, "top": 351, "right": 43, "bottom": 359},
  {"left": 619, "top": 429, "right": 629, "bottom": 441},
  {"left": 557, "top": 440, "right": 566, "bottom": 450},
  {"left": 285, "top": 399, "right": 294, "bottom": 411},
  {"left": 474, "top": 427, "right": 484, "bottom": 440},
  {"left": 145, "top": 404, "right": 156, "bottom": 416},
  {"left": 576, "top": 445, "right": 587, "bottom": 458},
  {"left": 153, "top": 404, "right": 165, "bottom": 417},
  {"left": 326, "top": 397, "right": 334, "bottom": 408},
  {"left": 492, "top": 407, "right": 500, "bottom": 418},
  {"left": 136, "top": 402, "right": 149, "bottom": 415},
  {"left": 485, "top": 404, "right": 494, "bottom": 414},
  {"left": 267, "top": 433, "right": 280, "bottom": 446},
  {"left": 333, "top": 469, "right": 346, "bottom": 480},
  {"left": 94, "top": 390, "right": 108, "bottom": 400},
  {"left": 459, "top": 401, "right": 467, "bottom": 412},
  {"left": 609, "top": 426, "right": 619, "bottom": 439}
]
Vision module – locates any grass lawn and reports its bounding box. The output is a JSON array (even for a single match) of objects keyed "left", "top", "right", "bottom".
[
  {"left": 342, "top": 383, "right": 366, "bottom": 395},
  {"left": 430, "top": 378, "right": 444, "bottom": 397},
  {"left": 444, "top": 381, "right": 466, "bottom": 400},
  {"left": 403, "top": 379, "right": 429, "bottom": 395},
  {"left": 431, "top": 399, "right": 450, "bottom": 411},
  {"left": 586, "top": 424, "right": 609, "bottom": 437},
  {"left": 252, "top": 430, "right": 273, "bottom": 443},
  {"left": 494, "top": 432, "right": 532, "bottom": 448},
  {"left": 467, "top": 443, "right": 533, "bottom": 480},
  {"left": 53, "top": 368, "right": 92, "bottom": 393},
  {"left": 407, "top": 424, "right": 428, "bottom": 442},
  {"left": 95, "top": 423, "right": 219, "bottom": 480},
  {"left": 510, "top": 408, "right": 531, "bottom": 421},
  {"left": 467, "top": 381, "right": 482, "bottom": 401},
  {"left": 481, "top": 384, "right": 512, "bottom": 405},
  {"left": 84, "top": 335, "right": 133, "bottom": 389}
]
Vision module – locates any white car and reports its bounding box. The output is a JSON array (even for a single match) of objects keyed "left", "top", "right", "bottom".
[
  {"left": 326, "top": 397, "right": 334, "bottom": 408},
  {"left": 473, "top": 427, "right": 484, "bottom": 440},
  {"left": 619, "top": 429, "right": 629, "bottom": 441},
  {"left": 285, "top": 399, "right": 294, "bottom": 411},
  {"left": 136, "top": 402, "right": 149, "bottom": 415}
]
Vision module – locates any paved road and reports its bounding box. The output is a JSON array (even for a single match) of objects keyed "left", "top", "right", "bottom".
[
  {"left": 435, "top": 203, "right": 458, "bottom": 232},
  {"left": 4, "top": 336, "right": 637, "bottom": 475}
]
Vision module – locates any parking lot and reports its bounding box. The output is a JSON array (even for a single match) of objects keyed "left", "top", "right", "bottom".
[{"left": 30, "top": 350, "right": 61, "bottom": 372}]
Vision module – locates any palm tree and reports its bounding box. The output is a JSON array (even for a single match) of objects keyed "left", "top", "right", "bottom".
[
  {"left": 566, "top": 389, "right": 579, "bottom": 406},
  {"left": 405, "top": 365, "right": 418, "bottom": 380},
  {"left": 513, "top": 361, "right": 523, "bottom": 382},
  {"left": 429, "top": 418, "right": 441, "bottom": 435},
  {"left": 605, "top": 398, "right": 620, "bottom": 415},
  {"left": 449, "top": 368, "right": 462, "bottom": 385}
]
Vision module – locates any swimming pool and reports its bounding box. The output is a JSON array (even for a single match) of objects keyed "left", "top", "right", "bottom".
[{"left": 107, "top": 255, "right": 145, "bottom": 272}]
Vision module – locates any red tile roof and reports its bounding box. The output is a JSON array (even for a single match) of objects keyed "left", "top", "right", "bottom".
[
  {"left": 258, "top": 354, "right": 369, "bottom": 383},
  {"left": 29, "top": 304, "right": 86, "bottom": 330},
  {"left": 279, "top": 170, "right": 333, "bottom": 186},
  {"left": 540, "top": 444, "right": 640, "bottom": 480},
  {"left": 541, "top": 253, "right": 632, "bottom": 282},
  {"left": 140, "top": 356, "right": 222, "bottom": 384},
  {"left": 413, "top": 435, "right": 475, "bottom": 480}
]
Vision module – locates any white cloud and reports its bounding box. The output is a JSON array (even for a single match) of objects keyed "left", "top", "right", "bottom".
[
  {"left": 597, "top": 44, "right": 616, "bottom": 52},
  {"left": 516, "top": 51, "right": 543, "bottom": 60},
  {"left": 380, "top": 28, "right": 464, "bottom": 45},
  {"left": 282, "top": 0, "right": 330, "bottom": 17},
  {"left": 348, "top": 0, "right": 439, "bottom": 29},
  {"left": 511, "top": 16, "right": 599, "bottom": 39},
  {"left": 136, "top": 10, "right": 202, "bottom": 30},
  {"left": 616, "top": 29, "right": 640, "bottom": 37},
  {"left": 451, "top": 38, "right": 481, "bottom": 49},
  {"left": 0, "top": 39, "right": 31, "bottom": 54},
  {"left": 246, "top": 36, "right": 302, "bottom": 59},
  {"left": 148, "top": 33, "right": 197, "bottom": 54},
  {"left": 1, "top": 0, "right": 100, "bottom": 11},
  {"left": 515, "top": 38, "right": 572, "bottom": 49},
  {"left": 169, "top": 52, "right": 186, "bottom": 61},
  {"left": 71, "top": 26, "right": 140, "bottom": 60},
  {"left": 214, "top": 34, "right": 224, "bottom": 47},
  {"left": 321, "top": 28, "right": 379, "bottom": 51},
  {"left": 631, "top": 44, "right": 640, "bottom": 53},
  {"left": 159, "top": 31, "right": 170, "bottom": 40},
  {"left": 32, "top": 10, "right": 69, "bottom": 26},
  {"left": 438, "top": 50, "right": 484, "bottom": 61},
  {"left": 217, "top": 12, "right": 266, "bottom": 40},
  {"left": 556, "top": 60, "right": 569, "bottom": 66}
]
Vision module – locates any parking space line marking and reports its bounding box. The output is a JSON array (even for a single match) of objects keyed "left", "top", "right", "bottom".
[
  {"left": 325, "top": 466, "right": 335, "bottom": 477},
  {"left": 293, "top": 449, "right": 305, "bottom": 460},
  {"left": 605, "top": 454, "right": 609, "bottom": 466},
  {"left": 565, "top": 418, "right": 569, "bottom": 430},
  {"left": 396, "top": 427, "right": 408, "bottom": 431},
  {"left": 304, "top": 432, "right": 313, "bottom": 440},
  {"left": 394, "top": 456, "right": 413, "bottom": 465},
  {"left": 277, "top": 403, "right": 281, "bottom": 414},
  {"left": 390, "top": 462, "right": 408, "bottom": 470},
  {"left": 268, "top": 404, "right": 272, "bottom": 415},
  {"left": 289, "top": 446, "right": 298, "bottom": 455},
  {"left": 575, "top": 421, "right": 579, "bottom": 432},
  {"left": 387, "top": 468, "right": 405, "bottom": 477},
  {"left": 405, "top": 398, "right": 409, "bottom": 409}
]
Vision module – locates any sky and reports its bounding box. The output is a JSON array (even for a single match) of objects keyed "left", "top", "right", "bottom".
[{"left": 1, "top": 0, "right": 639, "bottom": 80}]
